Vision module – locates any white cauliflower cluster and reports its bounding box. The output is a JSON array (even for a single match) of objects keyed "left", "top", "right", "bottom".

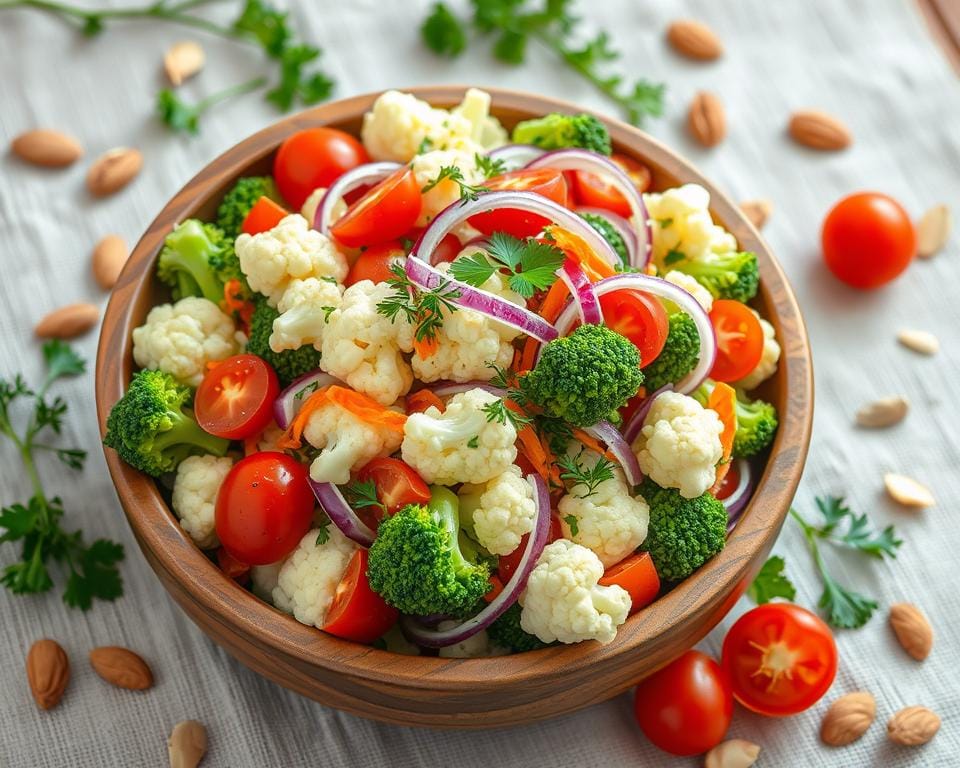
[
  {"left": 735, "top": 312, "right": 781, "bottom": 391},
  {"left": 644, "top": 184, "right": 738, "bottom": 265},
  {"left": 663, "top": 269, "right": 714, "bottom": 312},
  {"left": 633, "top": 391, "right": 723, "bottom": 498},
  {"left": 402, "top": 388, "right": 517, "bottom": 485},
  {"left": 250, "top": 560, "right": 283, "bottom": 602},
  {"left": 132, "top": 297, "right": 241, "bottom": 387},
  {"left": 170, "top": 454, "right": 234, "bottom": 549},
  {"left": 519, "top": 540, "right": 631, "bottom": 645},
  {"left": 412, "top": 149, "right": 484, "bottom": 226},
  {"left": 269, "top": 277, "right": 343, "bottom": 353},
  {"left": 460, "top": 465, "right": 535, "bottom": 556}
]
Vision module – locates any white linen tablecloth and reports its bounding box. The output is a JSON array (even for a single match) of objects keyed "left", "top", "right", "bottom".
[{"left": 1, "top": 0, "right": 958, "bottom": 765}]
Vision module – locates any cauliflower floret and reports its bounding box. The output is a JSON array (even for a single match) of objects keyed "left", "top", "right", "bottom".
[
  {"left": 735, "top": 312, "right": 780, "bottom": 391},
  {"left": 250, "top": 560, "right": 283, "bottom": 602},
  {"left": 519, "top": 539, "right": 631, "bottom": 645},
  {"left": 271, "top": 526, "right": 356, "bottom": 627},
  {"left": 300, "top": 186, "right": 348, "bottom": 229},
  {"left": 644, "top": 184, "right": 737, "bottom": 265},
  {"left": 435, "top": 623, "right": 510, "bottom": 658},
  {"left": 132, "top": 297, "right": 240, "bottom": 387},
  {"left": 663, "top": 269, "right": 713, "bottom": 312},
  {"left": 633, "top": 392, "right": 723, "bottom": 499},
  {"left": 170, "top": 454, "right": 233, "bottom": 549},
  {"left": 320, "top": 280, "right": 415, "bottom": 405},
  {"left": 303, "top": 400, "right": 404, "bottom": 485},
  {"left": 402, "top": 388, "right": 517, "bottom": 485},
  {"left": 235, "top": 214, "right": 348, "bottom": 305},
  {"left": 450, "top": 87, "right": 508, "bottom": 149},
  {"left": 412, "top": 149, "right": 484, "bottom": 226},
  {"left": 269, "top": 277, "right": 344, "bottom": 353},
  {"left": 460, "top": 465, "right": 535, "bottom": 556}
]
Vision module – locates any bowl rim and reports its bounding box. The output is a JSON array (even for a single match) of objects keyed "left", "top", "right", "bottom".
[{"left": 96, "top": 84, "right": 813, "bottom": 691}]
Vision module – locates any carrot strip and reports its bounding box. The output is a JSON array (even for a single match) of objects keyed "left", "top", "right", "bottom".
[
  {"left": 412, "top": 333, "right": 439, "bottom": 360},
  {"left": 483, "top": 574, "right": 504, "bottom": 604},
  {"left": 276, "top": 386, "right": 331, "bottom": 449},
  {"left": 707, "top": 382, "right": 737, "bottom": 494},
  {"left": 516, "top": 425, "right": 549, "bottom": 481},
  {"left": 325, "top": 386, "right": 408, "bottom": 431},
  {"left": 405, "top": 389, "right": 445, "bottom": 415},
  {"left": 546, "top": 225, "right": 616, "bottom": 280},
  {"left": 570, "top": 428, "right": 617, "bottom": 462}
]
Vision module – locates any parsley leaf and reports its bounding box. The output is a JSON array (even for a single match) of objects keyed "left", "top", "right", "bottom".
[
  {"left": 475, "top": 153, "right": 507, "bottom": 179},
  {"left": 747, "top": 556, "right": 796, "bottom": 604},
  {"left": 663, "top": 248, "right": 686, "bottom": 266},
  {"left": 556, "top": 451, "right": 616, "bottom": 498},
  {"left": 563, "top": 514, "right": 579, "bottom": 536},
  {"left": 421, "top": 2, "right": 467, "bottom": 56},
  {"left": 315, "top": 519, "right": 331, "bottom": 546},
  {"left": 450, "top": 232, "right": 564, "bottom": 298},
  {"left": 467, "top": 435, "right": 480, "bottom": 449},
  {"left": 343, "top": 479, "right": 386, "bottom": 515},
  {"left": 812, "top": 496, "right": 903, "bottom": 559}
]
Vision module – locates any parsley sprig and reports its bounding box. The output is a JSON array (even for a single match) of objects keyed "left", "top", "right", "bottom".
[
  {"left": 421, "top": 165, "right": 490, "bottom": 204},
  {"left": 483, "top": 398, "right": 532, "bottom": 432},
  {"left": 343, "top": 479, "right": 387, "bottom": 517},
  {"left": 557, "top": 450, "right": 615, "bottom": 498},
  {"left": 376, "top": 263, "right": 461, "bottom": 343},
  {"left": 451, "top": 232, "right": 564, "bottom": 298},
  {"left": 747, "top": 555, "right": 796, "bottom": 605},
  {"left": 0, "top": 342, "right": 125, "bottom": 610},
  {"left": 475, "top": 153, "right": 507, "bottom": 179}
]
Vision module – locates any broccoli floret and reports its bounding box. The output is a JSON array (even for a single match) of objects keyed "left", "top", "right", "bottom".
[
  {"left": 367, "top": 487, "right": 491, "bottom": 617},
  {"left": 511, "top": 112, "right": 612, "bottom": 155},
  {"left": 641, "top": 312, "right": 700, "bottom": 391},
  {"left": 244, "top": 295, "right": 321, "bottom": 386},
  {"left": 487, "top": 602, "right": 549, "bottom": 653},
  {"left": 731, "top": 391, "right": 778, "bottom": 458},
  {"left": 216, "top": 176, "right": 279, "bottom": 239},
  {"left": 520, "top": 324, "right": 643, "bottom": 428},
  {"left": 580, "top": 212, "right": 628, "bottom": 268},
  {"left": 667, "top": 251, "right": 759, "bottom": 303},
  {"left": 103, "top": 370, "right": 229, "bottom": 477},
  {"left": 156, "top": 219, "right": 239, "bottom": 303},
  {"left": 639, "top": 479, "right": 727, "bottom": 582}
]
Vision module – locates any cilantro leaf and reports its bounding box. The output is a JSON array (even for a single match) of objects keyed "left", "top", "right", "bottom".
[
  {"left": 451, "top": 232, "right": 564, "bottom": 298},
  {"left": 747, "top": 555, "right": 796, "bottom": 604},
  {"left": 42, "top": 341, "right": 85, "bottom": 382},
  {"left": 818, "top": 577, "right": 878, "bottom": 630},
  {"left": 315, "top": 519, "right": 331, "bottom": 546},
  {"left": 266, "top": 44, "right": 333, "bottom": 110},
  {"left": 421, "top": 2, "right": 467, "bottom": 57},
  {"left": 0, "top": 502, "right": 39, "bottom": 543},
  {"left": 343, "top": 480, "right": 386, "bottom": 514},
  {"left": 449, "top": 252, "right": 499, "bottom": 287}
]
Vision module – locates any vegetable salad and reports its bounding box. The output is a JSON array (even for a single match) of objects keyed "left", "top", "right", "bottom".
[{"left": 104, "top": 88, "right": 781, "bottom": 656}]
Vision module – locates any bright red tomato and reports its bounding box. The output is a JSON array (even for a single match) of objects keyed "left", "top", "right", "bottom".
[
  {"left": 709, "top": 300, "right": 764, "bottom": 382},
  {"left": 346, "top": 240, "right": 405, "bottom": 286},
  {"left": 273, "top": 127, "right": 369, "bottom": 209},
  {"left": 331, "top": 167, "right": 422, "bottom": 249},
  {"left": 822, "top": 192, "right": 916, "bottom": 289},
  {"left": 599, "top": 552, "right": 660, "bottom": 614},
  {"left": 195, "top": 355, "right": 279, "bottom": 440},
  {"left": 241, "top": 196, "right": 289, "bottom": 235},
  {"left": 322, "top": 549, "right": 399, "bottom": 643},
  {"left": 600, "top": 290, "right": 669, "bottom": 367},
  {"left": 634, "top": 650, "right": 734, "bottom": 756},
  {"left": 722, "top": 603, "right": 837, "bottom": 717},
  {"left": 357, "top": 458, "right": 431, "bottom": 517},
  {"left": 497, "top": 516, "right": 563, "bottom": 582},
  {"left": 468, "top": 169, "right": 568, "bottom": 238},
  {"left": 712, "top": 460, "right": 741, "bottom": 501},
  {"left": 215, "top": 452, "right": 315, "bottom": 565},
  {"left": 573, "top": 154, "right": 652, "bottom": 216}
]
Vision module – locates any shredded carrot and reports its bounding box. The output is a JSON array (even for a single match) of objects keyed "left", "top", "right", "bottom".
[
  {"left": 546, "top": 225, "right": 616, "bottom": 280},
  {"left": 707, "top": 382, "right": 737, "bottom": 494},
  {"left": 538, "top": 279, "right": 572, "bottom": 324},
  {"left": 412, "top": 333, "right": 439, "bottom": 360},
  {"left": 222, "top": 279, "right": 255, "bottom": 335},
  {"left": 483, "top": 574, "right": 504, "bottom": 604},
  {"left": 516, "top": 424, "right": 549, "bottom": 481},
  {"left": 276, "top": 386, "right": 332, "bottom": 449},
  {"left": 571, "top": 428, "right": 617, "bottom": 463},
  {"left": 405, "top": 389, "right": 445, "bottom": 415},
  {"left": 277, "top": 385, "right": 407, "bottom": 449}
]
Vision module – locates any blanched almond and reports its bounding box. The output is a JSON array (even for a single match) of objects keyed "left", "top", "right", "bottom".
[
  {"left": 820, "top": 692, "right": 876, "bottom": 746},
  {"left": 739, "top": 199, "right": 772, "bottom": 230},
  {"left": 92, "top": 234, "right": 128, "bottom": 290},
  {"left": 666, "top": 19, "right": 723, "bottom": 60},
  {"left": 704, "top": 738, "right": 760, "bottom": 767},
  {"left": 35, "top": 303, "right": 99, "bottom": 339},
  {"left": 916, "top": 204, "right": 950, "bottom": 258},
  {"left": 168, "top": 720, "right": 208, "bottom": 768},
  {"left": 897, "top": 329, "right": 939, "bottom": 355},
  {"left": 788, "top": 110, "right": 851, "bottom": 150},
  {"left": 11, "top": 129, "right": 83, "bottom": 167},
  {"left": 89, "top": 646, "right": 154, "bottom": 690},
  {"left": 687, "top": 91, "right": 726, "bottom": 147},
  {"left": 26, "top": 639, "right": 70, "bottom": 710},
  {"left": 855, "top": 396, "right": 908, "bottom": 428},
  {"left": 889, "top": 603, "right": 933, "bottom": 661},
  {"left": 86, "top": 147, "right": 143, "bottom": 197},
  {"left": 164, "top": 41, "right": 205, "bottom": 86},
  {"left": 884, "top": 473, "right": 935, "bottom": 508},
  {"left": 888, "top": 706, "right": 940, "bottom": 746}
]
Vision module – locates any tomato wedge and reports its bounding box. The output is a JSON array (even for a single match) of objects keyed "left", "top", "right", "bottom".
[
  {"left": 467, "top": 169, "right": 568, "bottom": 238},
  {"left": 573, "top": 153, "right": 652, "bottom": 216},
  {"left": 599, "top": 290, "right": 669, "bottom": 367},
  {"left": 195, "top": 355, "right": 279, "bottom": 440},
  {"left": 712, "top": 460, "right": 741, "bottom": 501},
  {"left": 708, "top": 300, "right": 764, "bottom": 382},
  {"left": 346, "top": 240, "right": 405, "bottom": 286},
  {"left": 331, "top": 167, "right": 422, "bottom": 248},
  {"left": 323, "top": 549, "right": 399, "bottom": 643},
  {"left": 599, "top": 552, "right": 660, "bottom": 614},
  {"left": 357, "top": 457, "right": 431, "bottom": 516},
  {"left": 241, "top": 196, "right": 289, "bottom": 235}
]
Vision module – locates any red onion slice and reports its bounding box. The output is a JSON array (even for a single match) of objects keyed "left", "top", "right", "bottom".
[
  {"left": 583, "top": 420, "right": 643, "bottom": 487},
  {"left": 621, "top": 385, "right": 672, "bottom": 445},
  {"left": 486, "top": 143, "right": 546, "bottom": 170},
  {"left": 425, "top": 381, "right": 508, "bottom": 399},
  {"left": 273, "top": 370, "right": 342, "bottom": 430},
  {"left": 309, "top": 480, "right": 376, "bottom": 547},
  {"left": 557, "top": 258, "right": 603, "bottom": 325},
  {"left": 401, "top": 473, "right": 550, "bottom": 648},
  {"left": 313, "top": 161, "right": 401, "bottom": 234},
  {"left": 723, "top": 459, "right": 753, "bottom": 533},
  {"left": 575, "top": 206, "right": 639, "bottom": 268}
]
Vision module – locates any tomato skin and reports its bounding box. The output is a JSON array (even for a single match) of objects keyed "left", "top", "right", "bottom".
[
  {"left": 331, "top": 168, "right": 422, "bottom": 248},
  {"left": 273, "top": 127, "right": 369, "bottom": 209},
  {"left": 822, "top": 192, "right": 916, "bottom": 290},
  {"left": 357, "top": 457, "right": 431, "bottom": 516},
  {"left": 599, "top": 290, "right": 669, "bottom": 367},
  {"left": 634, "top": 650, "right": 734, "bottom": 756},
  {"left": 722, "top": 603, "right": 837, "bottom": 717},
  {"left": 323, "top": 549, "right": 399, "bottom": 643},
  {"left": 346, "top": 240, "right": 405, "bottom": 286},
  {"left": 195, "top": 355, "right": 280, "bottom": 440},
  {"left": 498, "top": 516, "right": 562, "bottom": 582},
  {"left": 216, "top": 547, "right": 250, "bottom": 584},
  {"left": 709, "top": 300, "right": 765, "bottom": 383},
  {"left": 598, "top": 552, "right": 660, "bottom": 614},
  {"left": 572, "top": 154, "right": 652, "bottom": 216},
  {"left": 468, "top": 169, "right": 568, "bottom": 238},
  {"left": 215, "top": 452, "right": 315, "bottom": 566}
]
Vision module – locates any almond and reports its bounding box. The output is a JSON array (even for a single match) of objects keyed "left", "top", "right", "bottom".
[
  {"left": 916, "top": 204, "right": 951, "bottom": 258},
  {"left": 887, "top": 706, "right": 940, "bottom": 746},
  {"left": 86, "top": 147, "right": 143, "bottom": 197},
  {"left": 666, "top": 19, "right": 723, "bottom": 60},
  {"left": 26, "top": 639, "right": 70, "bottom": 710},
  {"left": 884, "top": 473, "right": 935, "bottom": 508},
  {"left": 820, "top": 691, "right": 876, "bottom": 746},
  {"left": 92, "top": 234, "right": 128, "bottom": 290},
  {"left": 855, "top": 396, "right": 909, "bottom": 428},
  {"left": 687, "top": 91, "right": 726, "bottom": 148},
  {"left": 897, "top": 329, "right": 939, "bottom": 355},
  {"left": 889, "top": 603, "right": 933, "bottom": 660},
  {"left": 788, "top": 110, "right": 852, "bottom": 151},
  {"left": 704, "top": 738, "right": 760, "bottom": 768},
  {"left": 11, "top": 129, "right": 83, "bottom": 167},
  {"left": 164, "top": 41, "right": 205, "bottom": 86},
  {"left": 168, "top": 720, "right": 208, "bottom": 768},
  {"left": 89, "top": 646, "right": 154, "bottom": 690},
  {"left": 35, "top": 302, "right": 99, "bottom": 339},
  {"left": 739, "top": 199, "right": 772, "bottom": 230}
]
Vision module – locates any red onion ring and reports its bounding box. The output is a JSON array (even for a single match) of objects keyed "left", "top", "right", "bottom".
[
  {"left": 723, "top": 459, "right": 753, "bottom": 533},
  {"left": 583, "top": 420, "right": 643, "bottom": 487},
  {"left": 273, "top": 370, "right": 342, "bottom": 430},
  {"left": 486, "top": 143, "right": 546, "bottom": 170},
  {"left": 401, "top": 473, "right": 550, "bottom": 647},
  {"left": 425, "top": 382, "right": 508, "bottom": 399},
  {"left": 575, "top": 207, "right": 639, "bottom": 268},
  {"left": 557, "top": 258, "right": 603, "bottom": 325},
  {"left": 313, "top": 161, "right": 401, "bottom": 234},
  {"left": 621, "top": 385, "right": 672, "bottom": 445},
  {"left": 309, "top": 480, "right": 376, "bottom": 547}
]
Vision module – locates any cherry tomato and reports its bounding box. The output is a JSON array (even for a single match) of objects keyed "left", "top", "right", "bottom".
[
  {"left": 709, "top": 300, "right": 764, "bottom": 382},
  {"left": 822, "top": 192, "right": 916, "bottom": 290},
  {"left": 468, "top": 169, "right": 568, "bottom": 238},
  {"left": 600, "top": 290, "right": 669, "bottom": 367},
  {"left": 273, "top": 127, "right": 369, "bottom": 209},
  {"left": 322, "top": 549, "right": 399, "bottom": 643},
  {"left": 216, "top": 547, "right": 250, "bottom": 583},
  {"left": 346, "top": 240, "right": 405, "bottom": 286},
  {"left": 241, "top": 196, "right": 289, "bottom": 235},
  {"left": 331, "top": 167, "right": 422, "bottom": 249},
  {"left": 722, "top": 603, "right": 837, "bottom": 717},
  {"left": 573, "top": 154, "right": 652, "bottom": 216},
  {"left": 357, "top": 458, "right": 431, "bottom": 517},
  {"left": 195, "top": 355, "right": 279, "bottom": 440},
  {"left": 598, "top": 552, "right": 660, "bottom": 614},
  {"left": 498, "top": 516, "right": 563, "bottom": 582},
  {"left": 634, "top": 650, "right": 733, "bottom": 756},
  {"left": 405, "top": 389, "right": 446, "bottom": 415},
  {"left": 215, "top": 452, "right": 315, "bottom": 565},
  {"left": 712, "top": 460, "right": 741, "bottom": 502}
]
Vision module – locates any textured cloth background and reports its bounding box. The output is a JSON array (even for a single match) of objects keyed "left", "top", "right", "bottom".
[{"left": 1, "top": 1, "right": 958, "bottom": 765}]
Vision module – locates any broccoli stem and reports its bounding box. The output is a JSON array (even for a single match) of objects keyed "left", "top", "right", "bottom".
[
  {"left": 427, "top": 486, "right": 474, "bottom": 576},
  {"left": 152, "top": 412, "right": 230, "bottom": 457}
]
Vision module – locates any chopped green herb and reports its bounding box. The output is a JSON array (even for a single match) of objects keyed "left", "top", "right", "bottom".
[
  {"left": 451, "top": 231, "right": 564, "bottom": 298},
  {"left": 563, "top": 514, "right": 580, "bottom": 536},
  {"left": 482, "top": 398, "right": 532, "bottom": 431},
  {"left": 377, "top": 263, "right": 461, "bottom": 343},
  {"left": 467, "top": 435, "right": 480, "bottom": 449},
  {"left": 557, "top": 451, "right": 616, "bottom": 498},
  {"left": 747, "top": 555, "right": 796, "bottom": 604},
  {"left": 421, "top": 165, "right": 490, "bottom": 204},
  {"left": 475, "top": 153, "right": 507, "bottom": 179}
]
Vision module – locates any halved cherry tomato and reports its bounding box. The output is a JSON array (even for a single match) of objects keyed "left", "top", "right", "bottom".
[
  {"left": 195, "top": 355, "right": 279, "bottom": 440},
  {"left": 467, "top": 169, "right": 568, "bottom": 238},
  {"left": 599, "top": 552, "right": 660, "bottom": 614},
  {"left": 346, "top": 240, "right": 405, "bottom": 286},
  {"left": 216, "top": 547, "right": 250, "bottom": 583},
  {"left": 712, "top": 460, "right": 741, "bottom": 501},
  {"left": 357, "top": 457, "right": 431, "bottom": 517},
  {"left": 573, "top": 154, "right": 652, "bottom": 216},
  {"left": 709, "top": 300, "right": 764, "bottom": 382},
  {"left": 322, "top": 548, "right": 399, "bottom": 643},
  {"left": 215, "top": 452, "right": 315, "bottom": 565},
  {"left": 722, "top": 603, "right": 837, "bottom": 717},
  {"left": 331, "top": 167, "right": 422, "bottom": 248},
  {"left": 497, "top": 516, "right": 563, "bottom": 582},
  {"left": 273, "top": 127, "right": 369, "bottom": 209},
  {"left": 600, "top": 290, "right": 669, "bottom": 366},
  {"left": 634, "top": 650, "right": 733, "bottom": 756},
  {"left": 241, "top": 196, "right": 289, "bottom": 235}
]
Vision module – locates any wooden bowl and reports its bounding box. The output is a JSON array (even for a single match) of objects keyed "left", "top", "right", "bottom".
[{"left": 95, "top": 85, "right": 813, "bottom": 729}]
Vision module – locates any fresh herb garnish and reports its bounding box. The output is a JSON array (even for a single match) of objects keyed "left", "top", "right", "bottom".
[
  {"left": 320, "top": 306, "right": 337, "bottom": 323},
  {"left": 533, "top": 414, "right": 574, "bottom": 457},
  {"left": 563, "top": 514, "right": 579, "bottom": 536},
  {"left": 315, "top": 518, "right": 331, "bottom": 545},
  {"left": 420, "top": 165, "right": 490, "bottom": 204},
  {"left": 556, "top": 451, "right": 616, "bottom": 498},
  {"left": 451, "top": 232, "right": 564, "bottom": 298},
  {"left": 475, "top": 152, "right": 507, "bottom": 179},
  {"left": 157, "top": 76, "right": 268, "bottom": 134},
  {"left": 421, "top": 2, "right": 468, "bottom": 56},
  {"left": 747, "top": 555, "right": 797, "bottom": 605},
  {"left": 467, "top": 435, "right": 480, "bottom": 449},
  {"left": 343, "top": 479, "right": 386, "bottom": 516},
  {"left": 377, "top": 263, "right": 461, "bottom": 343},
  {"left": 663, "top": 248, "right": 686, "bottom": 266},
  {"left": 482, "top": 398, "right": 532, "bottom": 431}
]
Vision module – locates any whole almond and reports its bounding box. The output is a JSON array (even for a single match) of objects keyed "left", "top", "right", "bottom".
[
  {"left": 884, "top": 473, "right": 935, "bottom": 508},
  {"left": 164, "top": 41, "right": 205, "bottom": 86},
  {"left": 11, "top": 129, "right": 83, "bottom": 167},
  {"left": 89, "top": 646, "right": 154, "bottom": 690},
  {"left": 888, "top": 706, "right": 940, "bottom": 746},
  {"left": 666, "top": 19, "right": 723, "bottom": 60},
  {"left": 916, "top": 204, "right": 951, "bottom": 258},
  {"left": 92, "top": 234, "right": 128, "bottom": 290},
  {"left": 788, "top": 110, "right": 852, "bottom": 151},
  {"left": 897, "top": 329, "right": 939, "bottom": 355},
  {"left": 704, "top": 738, "right": 760, "bottom": 768},
  {"left": 86, "top": 147, "right": 143, "bottom": 197},
  {"left": 889, "top": 603, "right": 933, "bottom": 660},
  {"left": 26, "top": 639, "right": 70, "bottom": 710},
  {"left": 35, "top": 302, "right": 99, "bottom": 339},
  {"left": 687, "top": 91, "right": 726, "bottom": 148},
  {"left": 820, "top": 692, "right": 876, "bottom": 746},
  {"left": 168, "top": 720, "right": 208, "bottom": 768},
  {"left": 739, "top": 199, "right": 772, "bottom": 230},
  {"left": 855, "top": 396, "right": 909, "bottom": 428}
]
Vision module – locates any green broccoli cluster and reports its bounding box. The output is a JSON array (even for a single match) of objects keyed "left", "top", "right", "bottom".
[
  {"left": 580, "top": 212, "right": 628, "bottom": 268},
  {"left": 487, "top": 602, "right": 549, "bottom": 653},
  {"left": 641, "top": 312, "right": 700, "bottom": 391},
  {"left": 103, "top": 370, "right": 229, "bottom": 477},
  {"left": 216, "top": 176, "right": 279, "bottom": 239},
  {"left": 666, "top": 251, "right": 759, "bottom": 303},
  {"left": 155, "top": 219, "right": 243, "bottom": 303},
  {"left": 511, "top": 112, "right": 612, "bottom": 155},
  {"left": 693, "top": 382, "right": 778, "bottom": 458},
  {"left": 244, "top": 296, "right": 321, "bottom": 385}
]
